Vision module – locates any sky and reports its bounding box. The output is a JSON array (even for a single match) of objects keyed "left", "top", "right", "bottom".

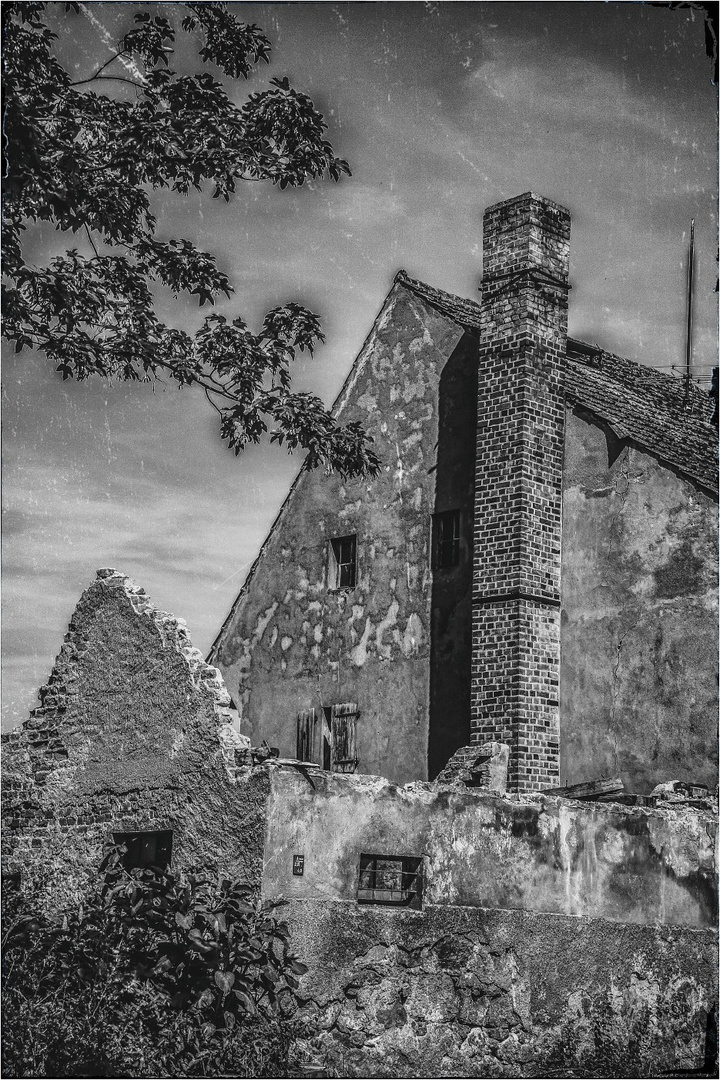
[{"left": 2, "top": 1, "right": 717, "bottom": 729}]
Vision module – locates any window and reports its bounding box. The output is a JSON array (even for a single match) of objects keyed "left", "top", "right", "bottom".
[
  {"left": 357, "top": 853, "right": 423, "bottom": 908},
  {"left": 329, "top": 534, "right": 357, "bottom": 590},
  {"left": 432, "top": 510, "right": 461, "bottom": 569},
  {"left": 114, "top": 830, "right": 172, "bottom": 871},
  {"left": 296, "top": 703, "right": 358, "bottom": 772}
]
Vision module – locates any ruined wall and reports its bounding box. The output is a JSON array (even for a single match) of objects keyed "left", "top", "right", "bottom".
[
  {"left": 263, "top": 769, "right": 716, "bottom": 927},
  {"left": 263, "top": 768, "right": 717, "bottom": 1077},
  {"left": 561, "top": 410, "right": 719, "bottom": 793},
  {"left": 287, "top": 902, "right": 716, "bottom": 1078},
  {"left": 1, "top": 570, "right": 269, "bottom": 915},
  {"left": 211, "top": 283, "right": 478, "bottom": 784}
]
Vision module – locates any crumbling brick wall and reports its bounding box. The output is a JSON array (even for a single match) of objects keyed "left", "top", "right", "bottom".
[{"left": 1, "top": 570, "right": 269, "bottom": 916}]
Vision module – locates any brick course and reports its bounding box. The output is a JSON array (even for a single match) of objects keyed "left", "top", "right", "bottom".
[{"left": 472, "top": 193, "right": 570, "bottom": 792}]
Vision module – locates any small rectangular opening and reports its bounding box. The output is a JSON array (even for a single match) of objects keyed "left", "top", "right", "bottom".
[
  {"left": 357, "top": 853, "right": 423, "bottom": 908},
  {"left": 329, "top": 534, "right": 357, "bottom": 590},
  {"left": 432, "top": 510, "right": 461, "bottom": 569},
  {"left": 114, "top": 830, "right": 173, "bottom": 871}
]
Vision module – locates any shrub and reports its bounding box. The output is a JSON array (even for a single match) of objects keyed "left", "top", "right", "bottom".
[{"left": 1, "top": 846, "right": 306, "bottom": 1077}]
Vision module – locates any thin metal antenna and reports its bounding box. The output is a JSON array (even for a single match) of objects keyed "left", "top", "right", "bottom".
[{"left": 683, "top": 219, "right": 695, "bottom": 410}]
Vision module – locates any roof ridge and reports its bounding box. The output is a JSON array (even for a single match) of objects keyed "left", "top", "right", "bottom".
[{"left": 394, "top": 270, "right": 484, "bottom": 327}]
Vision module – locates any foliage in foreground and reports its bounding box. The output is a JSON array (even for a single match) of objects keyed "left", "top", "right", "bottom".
[
  {"left": 1, "top": 847, "right": 307, "bottom": 1077},
  {"left": 2, "top": 1, "right": 380, "bottom": 479}
]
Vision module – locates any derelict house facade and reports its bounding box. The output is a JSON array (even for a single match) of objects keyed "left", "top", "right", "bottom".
[
  {"left": 2, "top": 193, "right": 718, "bottom": 1078},
  {"left": 209, "top": 193, "right": 718, "bottom": 796}
]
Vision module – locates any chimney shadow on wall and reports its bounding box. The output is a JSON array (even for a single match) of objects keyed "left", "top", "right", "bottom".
[{"left": 428, "top": 331, "right": 479, "bottom": 780}]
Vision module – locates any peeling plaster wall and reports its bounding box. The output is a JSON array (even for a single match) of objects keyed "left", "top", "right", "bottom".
[
  {"left": 264, "top": 769, "right": 717, "bottom": 1077},
  {"left": 1, "top": 571, "right": 269, "bottom": 915},
  {"left": 560, "top": 410, "right": 719, "bottom": 793},
  {"left": 263, "top": 769, "right": 717, "bottom": 928},
  {"left": 212, "top": 284, "right": 478, "bottom": 784}
]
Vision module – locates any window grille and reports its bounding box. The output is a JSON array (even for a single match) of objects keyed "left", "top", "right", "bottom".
[
  {"left": 329, "top": 534, "right": 357, "bottom": 589},
  {"left": 433, "top": 510, "right": 461, "bottom": 569},
  {"left": 357, "top": 853, "right": 423, "bottom": 908},
  {"left": 114, "top": 830, "right": 173, "bottom": 871}
]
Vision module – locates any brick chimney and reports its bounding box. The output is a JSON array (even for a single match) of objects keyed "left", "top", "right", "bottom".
[{"left": 471, "top": 193, "right": 571, "bottom": 793}]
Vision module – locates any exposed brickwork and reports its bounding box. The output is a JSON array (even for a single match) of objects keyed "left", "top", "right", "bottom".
[
  {"left": 472, "top": 193, "right": 570, "bottom": 792},
  {"left": 1, "top": 569, "right": 269, "bottom": 916}
]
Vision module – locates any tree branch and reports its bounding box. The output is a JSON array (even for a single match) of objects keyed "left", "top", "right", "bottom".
[
  {"left": 68, "top": 51, "right": 132, "bottom": 86},
  {"left": 75, "top": 74, "right": 146, "bottom": 90},
  {"left": 149, "top": 357, "right": 240, "bottom": 402},
  {"left": 84, "top": 225, "right": 99, "bottom": 258},
  {"left": 203, "top": 387, "right": 223, "bottom": 416}
]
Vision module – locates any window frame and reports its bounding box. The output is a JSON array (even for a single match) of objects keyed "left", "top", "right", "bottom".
[
  {"left": 113, "top": 830, "right": 173, "bottom": 872},
  {"left": 329, "top": 533, "right": 357, "bottom": 590},
  {"left": 357, "top": 852, "right": 423, "bottom": 909},
  {"left": 432, "top": 509, "right": 461, "bottom": 570}
]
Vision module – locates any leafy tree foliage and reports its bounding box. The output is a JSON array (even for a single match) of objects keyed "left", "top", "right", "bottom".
[
  {"left": 2, "top": 2, "right": 380, "bottom": 478},
  {"left": 2, "top": 846, "right": 307, "bottom": 1077}
]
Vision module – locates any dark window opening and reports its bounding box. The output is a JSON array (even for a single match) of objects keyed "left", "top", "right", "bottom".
[
  {"left": 330, "top": 534, "right": 357, "bottom": 590},
  {"left": 357, "top": 853, "right": 423, "bottom": 908},
  {"left": 114, "top": 830, "right": 173, "bottom": 871},
  {"left": 433, "top": 510, "right": 461, "bottom": 569}
]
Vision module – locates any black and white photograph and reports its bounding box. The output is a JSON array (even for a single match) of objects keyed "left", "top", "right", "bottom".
[{"left": 2, "top": 2, "right": 718, "bottom": 1077}]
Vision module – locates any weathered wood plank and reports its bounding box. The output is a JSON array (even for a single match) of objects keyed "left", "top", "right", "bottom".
[{"left": 541, "top": 777, "right": 624, "bottom": 800}]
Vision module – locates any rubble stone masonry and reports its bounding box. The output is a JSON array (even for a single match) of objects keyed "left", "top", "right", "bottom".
[
  {"left": 472, "top": 193, "right": 569, "bottom": 792},
  {"left": 1, "top": 570, "right": 269, "bottom": 916}
]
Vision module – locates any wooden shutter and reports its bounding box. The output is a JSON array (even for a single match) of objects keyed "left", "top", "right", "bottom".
[
  {"left": 296, "top": 708, "right": 317, "bottom": 762},
  {"left": 331, "top": 703, "right": 358, "bottom": 772}
]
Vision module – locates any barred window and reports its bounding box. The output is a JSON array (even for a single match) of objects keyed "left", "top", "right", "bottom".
[
  {"left": 357, "top": 853, "right": 423, "bottom": 908},
  {"left": 329, "top": 534, "right": 357, "bottom": 589},
  {"left": 114, "top": 830, "right": 172, "bottom": 871},
  {"left": 432, "top": 509, "right": 461, "bottom": 569}
]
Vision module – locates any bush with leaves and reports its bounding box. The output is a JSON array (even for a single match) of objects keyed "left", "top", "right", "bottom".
[
  {"left": 1, "top": 846, "right": 307, "bottom": 1077},
  {"left": 2, "top": 1, "right": 380, "bottom": 479}
]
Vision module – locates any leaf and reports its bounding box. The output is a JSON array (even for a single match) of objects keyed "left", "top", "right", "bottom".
[
  {"left": 214, "top": 970, "right": 235, "bottom": 995},
  {"left": 233, "top": 988, "right": 257, "bottom": 1014}
]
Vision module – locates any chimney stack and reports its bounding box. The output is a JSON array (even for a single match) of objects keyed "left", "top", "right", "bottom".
[{"left": 472, "top": 193, "right": 571, "bottom": 792}]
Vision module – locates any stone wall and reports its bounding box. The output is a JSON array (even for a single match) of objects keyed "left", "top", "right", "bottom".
[
  {"left": 1, "top": 570, "right": 269, "bottom": 915},
  {"left": 210, "top": 282, "right": 478, "bottom": 784},
  {"left": 287, "top": 902, "right": 716, "bottom": 1078},
  {"left": 261, "top": 768, "right": 718, "bottom": 1078},
  {"left": 561, "top": 409, "right": 719, "bottom": 793}
]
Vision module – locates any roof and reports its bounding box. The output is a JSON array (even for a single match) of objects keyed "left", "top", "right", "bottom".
[{"left": 396, "top": 271, "right": 717, "bottom": 492}]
